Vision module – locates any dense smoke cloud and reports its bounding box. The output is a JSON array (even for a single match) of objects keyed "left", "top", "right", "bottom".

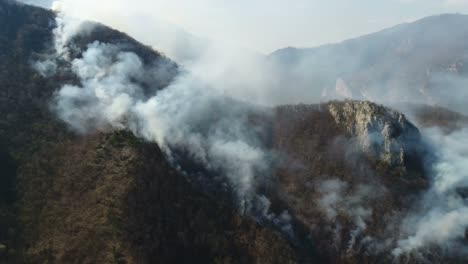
[
  {"left": 44, "top": 2, "right": 295, "bottom": 229},
  {"left": 53, "top": 41, "right": 269, "bottom": 213},
  {"left": 54, "top": 42, "right": 145, "bottom": 132},
  {"left": 23, "top": 0, "right": 288, "bottom": 106},
  {"left": 313, "top": 120, "right": 468, "bottom": 258},
  {"left": 394, "top": 127, "right": 468, "bottom": 256}
]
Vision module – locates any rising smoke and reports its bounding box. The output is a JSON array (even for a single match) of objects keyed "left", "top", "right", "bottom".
[
  {"left": 317, "top": 179, "right": 375, "bottom": 252},
  {"left": 394, "top": 127, "right": 468, "bottom": 257},
  {"left": 44, "top": 1, "right": 293, "bottom": 229}
]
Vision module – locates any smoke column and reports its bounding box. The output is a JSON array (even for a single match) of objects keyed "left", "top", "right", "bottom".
[{"left": 45, "top": 1, "right": 294, "bottom": 232}]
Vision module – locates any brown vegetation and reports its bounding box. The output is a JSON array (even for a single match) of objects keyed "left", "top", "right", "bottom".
[{"left": 1, "top": 1, "right": 467, "bottom": 263}]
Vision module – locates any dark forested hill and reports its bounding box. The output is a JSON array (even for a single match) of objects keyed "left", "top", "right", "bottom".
[{"left": 0, "top": 1, "right": 295, "bottom": 263}]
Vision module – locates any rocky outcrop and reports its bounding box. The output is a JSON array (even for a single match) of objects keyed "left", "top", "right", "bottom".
[
  {"left": 271, "top": 102, "right": 429, "bottom": 263},
  {"left": 328, "top": 101, "right": 422, "bottom": 170}
]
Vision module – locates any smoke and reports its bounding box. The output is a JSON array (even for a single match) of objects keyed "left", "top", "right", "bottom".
[
  {"left": 130, "top": 79, "right": 269, "bottom": 207},
  {"left": 263, "top": 14, "right": 468, "bottom": 258},
  {"left": 54, "top": 41, "right": 145, "bottom": 133},
  {"left": 38, "top": 1, "right": 296, "bottom": 230},
  {"left": 16, "top": 1, "right": 468, "bottom": 110},
  {"left": 31, "top": 1, "right": 94, "bottom": 77},
  {"left": 427, "top": 71, "right": 468, "bottom": 115},
  {"left": 26, "top": 0, "right": 468, "bottom": 260},
  {"left": 52, "top": 1, "right": 93, "bottom": 59},
  {"left": 314, "top": 124, "right": 468, "bottom": 258},
  {"left": 394, "top": 127, "right": 468, "bottom": 256},
  {"left": 53, "top": 39, "right": 270, "bottom": 212},
  {"left": 317, "top": 179, "right": 378, "bottom": 253},
  {"left": 21, "top": 0, "right": 288, "bottom": 107},
  {"left": 32, "top": 59, "right": 57, "bottom": 77}
]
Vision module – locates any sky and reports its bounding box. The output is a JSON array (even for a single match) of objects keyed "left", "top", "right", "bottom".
[{"left": 18, "top": 0, "right": 468, "bottom": 53}]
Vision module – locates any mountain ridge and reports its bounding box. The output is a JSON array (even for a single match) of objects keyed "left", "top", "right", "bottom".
[
  {"left": 267, "top": 13, "right": 468, "bottom": 113},
  {"left": 0, "top": 1, "right": 467, "bottom": 263},
  {"left": 271, "top": 13, "right": 468, "bottom": 56}
]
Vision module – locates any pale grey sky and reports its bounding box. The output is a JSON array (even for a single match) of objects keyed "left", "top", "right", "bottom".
[{"left": 19, "top": 0, "right": 468, "bottom": 53}]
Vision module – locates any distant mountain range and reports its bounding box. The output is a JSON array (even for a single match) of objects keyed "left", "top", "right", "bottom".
[
  {"left": 268, "top": 14, "right": 468, "bottom": 114},
  {"left": 16, "top": 3, "right": 468, "bottom": 115}
]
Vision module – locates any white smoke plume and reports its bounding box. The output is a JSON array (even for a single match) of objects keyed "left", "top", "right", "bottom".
[
  {"left": 31, "top": 0, "right": 94, "bottom": 77},
  {"left": 43, "top": 1, "right": 295, "bottom": 226},
  {"left": 24, "top": 0, "right": 283, "bottom": 107},
  {"left": 52, "top": 1, "right": 88, "bottom": 59},
  {"left": 26, "top": 0, "right": 468, "bottom": 259},
  {"left": 54, "top": 41, "right": 144, "bottom": 132},
  {"left": 318, "top": 180, "right": 374, "bottom": 252},
  {"left": 53, "top": 39, "right": 271, "bottom": 213},
  {"left": 17, "top": 1, "right": 468, "bottom": 112},
  {"left": 394, "top": 127, "right": 468, "bottom": 256},
  {"left": 316, "top": 125, "right": 468, "bottom": 258}
]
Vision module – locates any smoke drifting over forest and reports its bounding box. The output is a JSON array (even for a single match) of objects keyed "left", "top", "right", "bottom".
[
  {"left": 42, "top": 0, "right": 295, "bottom": 231},
  {"left": 23, "top": 0, "right": 468, "bottom": 261}
]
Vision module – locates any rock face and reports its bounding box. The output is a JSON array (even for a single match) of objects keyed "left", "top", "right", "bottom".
[{"left": 328, "top": 101, "right": 421, "bottom": 169}]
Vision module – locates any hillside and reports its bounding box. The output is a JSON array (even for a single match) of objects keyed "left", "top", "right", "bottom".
[
  {"left": 0, "top": 1, "right": 296, "bottom": 263},
  {"left": 1, "top": 1, "right": 467, "bottom": 263}
]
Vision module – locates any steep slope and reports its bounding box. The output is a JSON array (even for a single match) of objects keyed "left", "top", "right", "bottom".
[
  {"left": 268, "top": 14, "right": 468, "bottom": 113},
  {"left": 271, "top": 101, "right": 430, "bottom": 263},
  {"left": 16, "top": 131, "right": 297, "bottom": 264},
  {"left": 0, "top": 1, "right": 297, "bottom": 263},
  {"left": 1, "top": 1, "right": 464, "bottom": 264}
]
